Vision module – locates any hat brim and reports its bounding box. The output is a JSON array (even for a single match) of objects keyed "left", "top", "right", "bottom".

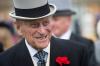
[
  {"left": 54, "top": 10, "right": 76, "bottom": 16},
  {"left": 9, "top": 4, "right": 56, "bottom": 20}
]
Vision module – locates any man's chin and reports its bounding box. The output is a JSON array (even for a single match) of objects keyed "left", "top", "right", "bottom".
[{"left": 35, "top": 45, "right": 49, "bottom": 50}]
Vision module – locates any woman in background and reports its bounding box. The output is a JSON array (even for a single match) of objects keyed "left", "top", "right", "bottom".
[{"left": 0, "top": 22, "right": 14, "bottom": 50}]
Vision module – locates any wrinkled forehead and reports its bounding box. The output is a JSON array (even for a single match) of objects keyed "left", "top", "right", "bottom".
[{"left": 16, "top": 16, "right": 52, "bottom": 24}]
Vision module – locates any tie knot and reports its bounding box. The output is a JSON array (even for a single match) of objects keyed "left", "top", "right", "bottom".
[{"left": 34, "top": 50, "right": 48, "bottom": 62}]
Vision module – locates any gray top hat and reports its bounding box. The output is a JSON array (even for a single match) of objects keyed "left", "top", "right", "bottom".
[
  {"left": 48, "top": 0, "right": 76, "bottom": 16},
  {"left": 9, "top": 0, "right": 56, "bottom": 20}
]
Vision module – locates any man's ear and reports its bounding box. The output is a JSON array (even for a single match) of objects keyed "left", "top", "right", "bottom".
[{"left": 13, "top": 22, "right": 22, "bottom": 36}]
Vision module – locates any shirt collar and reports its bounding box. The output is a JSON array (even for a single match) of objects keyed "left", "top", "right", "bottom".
[
  {"left": 60, "top": 29, "right": 72, "bottom": 40},
  {"left": 25, "top": 39, "right": 50, "bottom": 57}
]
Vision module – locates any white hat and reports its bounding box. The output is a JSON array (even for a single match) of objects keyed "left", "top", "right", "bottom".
[
  {"left": 9, "top": 0, "right": 56, "bottom": 20},
  {"left": 48, "top": 0, "right": 76, "bottom": 16}
]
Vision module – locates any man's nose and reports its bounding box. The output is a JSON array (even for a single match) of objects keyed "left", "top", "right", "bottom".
[{"left": 38, "top": 24, "right": 47, "bottom": 33}]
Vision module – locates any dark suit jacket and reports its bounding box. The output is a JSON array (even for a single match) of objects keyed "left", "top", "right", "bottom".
[
  {"left": 0, "top": 43, "right": 3, "bottom": 53},
  {"left": 70, "top": 33, "right": 96, "bottom": 66},
  {"left": 0, "top": 37, "right": 89, "bottom": 66}
]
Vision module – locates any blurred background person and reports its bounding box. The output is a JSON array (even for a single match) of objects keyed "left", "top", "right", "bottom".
[
  {"left": 0, "top": 0, "right": 12, "bottom": 21},
  {"left": 0, "top": 21, "right": 14, "bottom": 50},
  {"left": 72, "top": 1, "right": 100, "bottom": 42},
  {"left": 78, "top": 12, "right": 97, "bottom": 41},
  {"left": 95, "top": 20, "right": 100, "bottom": 66},
  {"left": 48, "top": 0, "right": 96, "bottom": 66}
]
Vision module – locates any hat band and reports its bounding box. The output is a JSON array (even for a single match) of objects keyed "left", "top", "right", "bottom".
[
  {"left": 54, "top": 10, "right": 76, "bottom": 16},
  {"left": 15, "top": 3, "right": 50, "bottom": 18}
]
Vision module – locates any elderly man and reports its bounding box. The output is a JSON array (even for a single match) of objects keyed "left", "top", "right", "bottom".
[{"left": 0, "top": 0, "right": 89, "bottom": 66}]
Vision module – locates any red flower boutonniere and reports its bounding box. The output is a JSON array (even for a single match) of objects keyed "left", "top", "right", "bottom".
[{"left": 56, "top": 56, "right": 70, "bottom": 66}]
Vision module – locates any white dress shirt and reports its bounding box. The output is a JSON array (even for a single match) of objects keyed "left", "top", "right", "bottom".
[
  {"left": 60, "top": 29, "right": 72, "bottom": 40},
  {"left": 53, "top": 29, "right": 72, "bottom": 40},
  {"left": 25, "top": 39, "right": 50, "bottom": 66}
]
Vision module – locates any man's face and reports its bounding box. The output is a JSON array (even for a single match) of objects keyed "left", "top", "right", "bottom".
[
  {"left": 52, "top": 16, "right": 72, "bottom": 37},
  {"left": 15, "top": 17, "right": 53, "bottom": 50}
]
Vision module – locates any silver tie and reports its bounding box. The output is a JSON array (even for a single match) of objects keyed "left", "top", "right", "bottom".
[{"left": 34, "top": 50, "right": 48, "bottom": 66}]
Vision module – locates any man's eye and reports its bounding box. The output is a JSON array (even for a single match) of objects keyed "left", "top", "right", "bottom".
[
  {"left": 31, "top": 24, "right": 39, "bottom": 28},
  {"left": 43, "top": 21, "right": 49, "bottom": 26}
]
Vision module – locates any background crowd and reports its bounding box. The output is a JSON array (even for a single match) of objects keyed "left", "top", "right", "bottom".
[{"left": 0, "top": 0, "right": 100, "bottom": 66}]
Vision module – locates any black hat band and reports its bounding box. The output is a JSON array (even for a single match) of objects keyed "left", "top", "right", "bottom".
[
  {"left": 54, "top": 10, "right": 76, "bottom": 16},
  {"left": 15, "top": 3, "right": 50, "bottom": 18}
]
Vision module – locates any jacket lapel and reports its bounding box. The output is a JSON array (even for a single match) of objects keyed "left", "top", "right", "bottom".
[
  {"left": 70, "top": 33, "right": 75, "bottom": 40},
  {"left": 50, "top": 37, "right": 57, "bottom": 66},
  {"left": 12, "top": 39, "right": 34, "bottom": 66},
  {"left": 50, "top": 37, "right": 71, "bottom": 66},
  {"left": 50, "top": 37, "right": 62, "bottom": 66}
]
